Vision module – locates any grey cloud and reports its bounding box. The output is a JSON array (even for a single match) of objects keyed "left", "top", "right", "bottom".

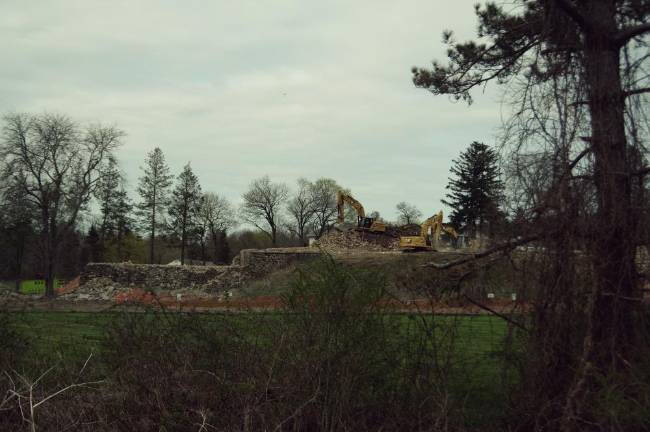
[{"left": 1, "top": 0, "right": 501, "bottom": 222}]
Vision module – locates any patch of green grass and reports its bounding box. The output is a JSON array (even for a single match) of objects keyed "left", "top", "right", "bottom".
[
  {"left": 9, "top": 310, "right": 510, "bottom": 370},
  {"left": 7, "top": 310, "right": 516, "bottom": 427},
  {"left": 17, "top": 279, "right": 64, "bottom": 295},
  {"left": 7, "top": 311, "right": 115, "bottom": 372}
]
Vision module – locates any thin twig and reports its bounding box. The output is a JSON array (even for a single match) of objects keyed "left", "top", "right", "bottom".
[
  {"left": 422, "top": 234, "right": 540, "bottom": 270},
  {"left": 461, "top": 294, "right": 529, "bottom": 333}
]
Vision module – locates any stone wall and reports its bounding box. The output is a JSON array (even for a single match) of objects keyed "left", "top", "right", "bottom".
[
  {"left": 77, "top": 248, "right": 324, "bottom": 293},
  {"left": 80, "top": 262, "right": 241, "bottom": 293},
  {"left": 239, "top": 248, "right": 322, "bottom": 277}
]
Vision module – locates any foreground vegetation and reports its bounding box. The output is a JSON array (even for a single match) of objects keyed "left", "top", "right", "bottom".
[{"left": 0, "top": 258, "right": 523, "bottom": 431}]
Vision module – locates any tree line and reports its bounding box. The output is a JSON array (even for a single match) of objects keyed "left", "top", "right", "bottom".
[{"left": 0, "top": 111, "right": 506, "bottom": 296}]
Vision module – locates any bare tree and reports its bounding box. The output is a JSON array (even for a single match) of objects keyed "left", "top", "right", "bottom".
[
  {"left": 395, "top": 201, "right": 422, "bottom": 225},
  {"left": 240, "top": 176, "right": 289, "bottom": 246},
  {"left": 199, "top": 192, "right": 236, "bottom": 264},
  {"left": 286, "top": 178, "right": 316, "bottom": 245},
  {"left": 0, "top": 175, "right": 34, "bottom": 292},
  {"left": 308, "top": 178, "right": 341, "bottom": 237},
  {"left": 0, "top": 113, "right": 122, "bottom": 296}
]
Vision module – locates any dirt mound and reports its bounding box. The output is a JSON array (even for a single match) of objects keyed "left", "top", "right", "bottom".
[
  {"left": 390, "top": 224, "right": 421, "bottom": 237},
  {"left": 317, "top": 229, "right": 399, "bottom": 251},
  {"left": 56, "top": 276, "right": 80, "bottom": 294}
]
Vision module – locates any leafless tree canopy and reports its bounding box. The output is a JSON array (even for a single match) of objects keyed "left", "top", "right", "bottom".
[
  {"left": 286, "top": 178, "right": 316, "bottom": 245},
  {"left": 0, "top": 113, "right": 122, "bottom": 295},
  {"left": 309, "top": 178, "right": 342, "bottom": 237},
  {"left": 240, "top": 176, "right": 289, "bottom": 246},
  {"left": 199, "top": 192, "right": 236, "bottom": 263},
  {"left": 395, "top": 201, "right": 422, "bottom": 225}
]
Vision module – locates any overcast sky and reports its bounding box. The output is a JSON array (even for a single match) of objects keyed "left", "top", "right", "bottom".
[{"left": 1, "top": 0, "right": 503, "bottom": 224}]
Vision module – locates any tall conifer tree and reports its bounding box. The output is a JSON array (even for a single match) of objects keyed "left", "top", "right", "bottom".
[
  {"left": 137, "top": 147, "right": 173, "bottom": 264},
  {"left": 442, "top": 141, "right": 503, "bottom": 236},
  {"left": 169, "top": 163, "right": 202, "bottom": 265}
]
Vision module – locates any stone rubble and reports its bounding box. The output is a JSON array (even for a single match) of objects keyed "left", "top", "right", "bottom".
[{"left": 316, "top": 229, "right": 399, "bottom": 252}]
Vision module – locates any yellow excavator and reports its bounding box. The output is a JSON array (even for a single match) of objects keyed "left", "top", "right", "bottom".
[
  {"left": 399, "top": 210, "right": 458, "bottom": 251},
  {"left": 336, "top": 191, "right": 387, "bottom": 233}
]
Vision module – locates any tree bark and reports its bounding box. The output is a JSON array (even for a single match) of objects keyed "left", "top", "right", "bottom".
[
  {"left": 149, "top": 185, "right": 157, "bottom": 264},
  {"left": 14, "top": 245, "right": 23, "bottom": 293},
  {"left": 583, "top": 0, "right": 637, "bottom": 367},
  {"left": 41, "top": 208, "right": 56, "bottom": 297},
  {"left": 180, "top": 224, "right": 186, "bottom": 266},
  {"left": 211, "top": 228, "right": 219, "bottom": 264}
]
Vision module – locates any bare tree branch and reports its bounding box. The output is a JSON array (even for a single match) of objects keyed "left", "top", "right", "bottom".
[
  {"left": 623, "top": 87, "right": 650, "bottom": 98},
  {"left": 552, "top": 0, "right": 592, "bottom": 32},
  {"left": 614, "top": 23, "right": 650, "bottom": 47},
  {"left": 461, "top": 294, "right": 530, "bottom": 333},
  {"left": 422, "top": 234, "right": 541, "bottom": 270}
]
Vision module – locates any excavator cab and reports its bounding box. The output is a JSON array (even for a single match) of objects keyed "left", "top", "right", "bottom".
[
  {"left": 360, "top": 217, "right": 375, "bottom": 229},
  {"left": 362, "top": 217, "right": 386, "bottom": 233},
  {"left": 399, "top": 211, "right": 457, "bottom": 251}
]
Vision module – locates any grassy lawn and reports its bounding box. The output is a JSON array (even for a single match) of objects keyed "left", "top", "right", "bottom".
[{"left": 9, "top": 310, "right": 507, "bottom": 354}]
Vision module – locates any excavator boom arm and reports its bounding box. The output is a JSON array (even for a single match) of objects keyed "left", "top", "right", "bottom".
[
  {"left": 336, "top": 191, "right": 366, "bottom": 223},
  {"left": 419, "top": 211, "right": 443, "bottom": 237}
]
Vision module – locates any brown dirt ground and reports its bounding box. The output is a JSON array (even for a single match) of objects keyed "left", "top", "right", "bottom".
[{"left": 0, "top": 291, "right": 530, "bottom": 315}]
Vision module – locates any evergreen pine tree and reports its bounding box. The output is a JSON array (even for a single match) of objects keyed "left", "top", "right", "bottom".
[
  {"left": 96, "top": 159, "right": 121, "bottom": 242},
  {"left": 442, "top": 141, "right": 503, "bottom": 236},
  {"left": 137, "top": 148, "right": 173, "bottom": 264},
  {"left": 85, "top": 225, "right": 102, "bottom": 263},
  {"left": 95, "top": 159, "right": 134, "bottom": 260},
  {"left": 168, "top": 163, "right": 202, "bottom": 265},
  {"left": 112, "top": 187, "right": 134, "bottom": 260}
]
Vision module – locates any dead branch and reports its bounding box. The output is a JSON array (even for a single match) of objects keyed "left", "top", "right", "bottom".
[
  {"left": 461, "top": 294, "right": 530, "bottom": 333},
  {"left": 422, "top": 234, "right": 540, "bottom": 270},
  {"left": 2, "top": 353, "right": 103, "bottom": 431},
  {"left": 623, "top": 87, "right": 650, "bottom": 98},
  {"left": 614, "top": 23, "right": 650, "bottom": 47}
]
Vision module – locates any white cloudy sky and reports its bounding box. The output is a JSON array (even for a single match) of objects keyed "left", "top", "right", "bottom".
[{"left": 1, "top": 0, "right": 503, "bottom": 223}]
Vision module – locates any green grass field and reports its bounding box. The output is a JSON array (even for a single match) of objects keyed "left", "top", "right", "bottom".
[
  {"left": 4, "top": 310, "right": 517, "bottom": 426},
  {"left": 8, "top": 311, "right": 506, "bottom": 354}
]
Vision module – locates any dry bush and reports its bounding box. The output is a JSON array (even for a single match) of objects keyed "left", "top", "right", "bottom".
[
  {"left": 0, "top": 257, "right": 515, "bottom": 431},
  {"left": 94, "top": 257, "right": 468, "bottom": 431}
]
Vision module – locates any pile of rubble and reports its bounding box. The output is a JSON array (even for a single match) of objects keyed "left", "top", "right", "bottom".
[
  {"left": 59, "top": 277, "right": 128, "bottom": 301},
  {"left": 317, "top": 229, "right": 399, "bottom": 251},
  {"left": 59, "top": 276, "right": 223, "bottom": 303}
]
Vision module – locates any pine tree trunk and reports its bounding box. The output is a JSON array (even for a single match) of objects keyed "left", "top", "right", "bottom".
[
  {"left": 150, "top": 223, "right": 155, "bottom": 264},
  {"left": 150, "top": 186, "right": 156, "bottom": 264},
  {"left": 117, "top": 229, "right": 123, "bottom": 261},
  {"left": 181, "top": 225, "right": 186, "bottom": 266},
  {"left": 583, "top": 0, "right": 637, "bottom": 368}
]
